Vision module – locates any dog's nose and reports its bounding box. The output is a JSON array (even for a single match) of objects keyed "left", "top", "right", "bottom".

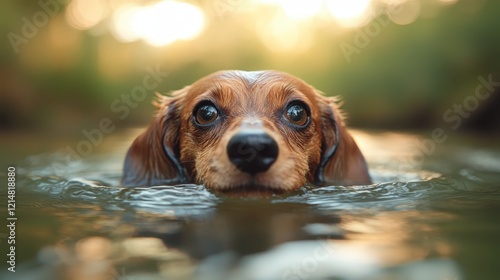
[{"left": 227, "top": 132, "right": 279, "bottom": 174}]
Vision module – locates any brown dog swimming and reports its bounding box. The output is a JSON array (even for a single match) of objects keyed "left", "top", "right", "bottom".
[{"left": 122, "top": 70, "right": 371, "bottom": 194}]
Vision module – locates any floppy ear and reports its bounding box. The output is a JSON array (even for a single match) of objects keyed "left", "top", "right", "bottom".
[
  {"left": 315, "top": 95, "right": 371, "bottom": 186},
  {"left": 122, "top": 89, "right": 189, "bottom": 186}
]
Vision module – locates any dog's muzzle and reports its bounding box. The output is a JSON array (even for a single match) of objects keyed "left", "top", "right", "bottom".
[{"left": 227, "top": 131, "right": 279, "bottom": 174}]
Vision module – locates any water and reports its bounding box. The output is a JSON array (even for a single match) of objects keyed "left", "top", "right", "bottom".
[{"left": 1, "top": 130, "right": 500, "bottom": 280}]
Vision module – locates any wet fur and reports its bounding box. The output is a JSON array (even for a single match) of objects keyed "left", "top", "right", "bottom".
[{"left": 122, "top": 70, "right": 371, "bottom": 193}]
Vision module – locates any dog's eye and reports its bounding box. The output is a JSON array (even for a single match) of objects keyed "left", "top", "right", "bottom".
[
  {"left": 285, "top": 103, "right": 309, "bottom": 126},
  {"left": 195, "top": 104, "right": 219, "bottom": 125}
]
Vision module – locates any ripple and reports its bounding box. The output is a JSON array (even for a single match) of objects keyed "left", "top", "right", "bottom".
[
  {"left": 15, "top": 166, "right": 450, "bottom": 215},
  {"left": 13, "top": 142, "right": 500, "bottom": 219}
]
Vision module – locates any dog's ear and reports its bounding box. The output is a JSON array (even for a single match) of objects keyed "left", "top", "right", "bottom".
[
  {"left": 122, "top": 88, "right": 189, "bottom": 186},
  {"left": 315, "top": 94, "right": 371, "bottom": 186}
]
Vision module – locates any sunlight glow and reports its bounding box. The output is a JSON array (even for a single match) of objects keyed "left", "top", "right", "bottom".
[
  {"left": 66, "top": 0, "right": 108, "bottom": 30},
  {"left": 110, "top": 4, "right": 142, "bottom": 42},
  {"left": 326, "top": 0, "right": 373, "bottom": 27},
  {"left": 437, "top": 0, "right": 459, "bottom": 5},
  {"left": 270, "top": 0, "right": 324, "bottom": 20},
  {"left": 255, "top": 10, "right": 313, "bottom": 54},
  {"left": 110, "top": 0, "right": 205, "bottom": 47},
  {"left": 387, "top": 0, "right": 421, "bottom": 25}
]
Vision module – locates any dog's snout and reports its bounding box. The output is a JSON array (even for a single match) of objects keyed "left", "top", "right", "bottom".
[{"left": 227, "top": 132, "right": 279, "bottom": 174}]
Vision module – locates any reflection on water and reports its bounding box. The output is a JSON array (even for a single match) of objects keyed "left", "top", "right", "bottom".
[{"left": 1, "top": 130, "right": 500, "bottom": 280}]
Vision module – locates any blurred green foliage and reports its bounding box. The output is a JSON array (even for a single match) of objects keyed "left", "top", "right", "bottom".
[{"left": 1, "top": 0, "right": 499, "bottom": 136}]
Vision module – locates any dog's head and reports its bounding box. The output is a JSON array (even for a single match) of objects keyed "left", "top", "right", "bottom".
[{"left": 122, "top": 70, "right": 370, "bottom": 194}]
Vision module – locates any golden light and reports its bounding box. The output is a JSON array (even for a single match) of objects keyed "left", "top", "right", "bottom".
[
  {"left": 110, "top": 0, "right": 205, "bottom": 47},
  {"left": 437, "top": 0, "right": 459, "bottom": 5},
  {"left": 256, "top": 13, "right": 313, "bottom": 53},
  {"left": 387, "top": 0, "right": 421, "bottom": 25},
  {"left": 110, "top": 4, "right": 142, "bottom": 43},
  {"left": 271, "top": 0, "right": 324, "bottom": 20},
  {"left": 66, "top": 0, "right": 108, "bottom": 30},
  {"left": 135, "top": 1, "right": 205, "bottom": 47},
  {"left": 326, "top": 0, "right": 373, "bottom": 28}
]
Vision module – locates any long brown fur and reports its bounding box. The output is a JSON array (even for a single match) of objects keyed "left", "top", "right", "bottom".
[{"left": 122, "top": 70, "right": 371, "bottom": 193}]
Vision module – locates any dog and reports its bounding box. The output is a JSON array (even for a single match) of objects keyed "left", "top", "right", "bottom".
[{"left": 122, "top": 70, "right": 371, "bottom": 194}]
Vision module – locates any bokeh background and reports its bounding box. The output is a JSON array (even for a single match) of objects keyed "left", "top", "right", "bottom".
[
  {"left": 1, "top": 0, "right": 500, "bottom": 149},
  {"left": 1, "top": 2, "right": 500, "bottom": 279}
]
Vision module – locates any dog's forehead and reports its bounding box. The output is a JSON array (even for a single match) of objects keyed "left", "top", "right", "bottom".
[
  {"left": 196, "top": 70, "right": 290, "bottom": 84},
  {"left": 222, "top": 70, "right": 265, "bottom": 84},
  {"left": 186, "top": 70, "right": 318, "bottom": 112},
  {"left": 193, "top": 70, "right": 312, "bottom": 93}
]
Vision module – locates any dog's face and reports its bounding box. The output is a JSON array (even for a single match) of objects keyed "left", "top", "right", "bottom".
[
  {"left": 178, "top": 71, "right": 323, "bottom": 193},
  {"left": 122, "top": 70, "right": 370, "bottom": 194}
]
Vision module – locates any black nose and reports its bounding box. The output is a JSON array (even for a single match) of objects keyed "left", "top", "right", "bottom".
[{"left": 227, "top": 132, "right": 279, "bottom": 174}]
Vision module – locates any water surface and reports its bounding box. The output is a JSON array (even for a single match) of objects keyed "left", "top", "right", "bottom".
[{"left": 1, "top": 130, "right": 499, "bottom": 280}]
